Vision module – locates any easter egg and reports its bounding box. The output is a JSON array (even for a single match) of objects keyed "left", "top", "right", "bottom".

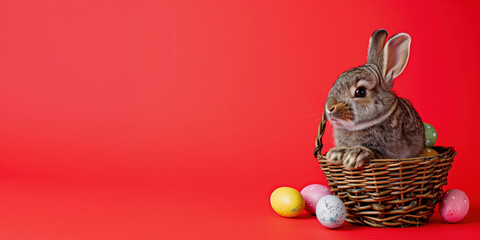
[
  {"left": 300, "top": 184, "right": 332, "bottom": 215},
  {"left": 440, "top": 189, "right": 469, "bottom": 223},
  {"left": 270, "top": 187, "right": 305, "bottom": 217},
  {"left": 316, "top": 195, "right": 346, "bottom": 228},
  {"left": 423, "top": 123, "right": 437, "bottom": 148},
  {"left": 420, "top": 148, "right": 439, "bottom": 157}
]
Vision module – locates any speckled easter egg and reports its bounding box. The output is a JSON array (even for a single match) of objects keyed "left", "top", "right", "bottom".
[
  {"left": 301, "top": 184, "right": 332, "bottom": 215},
  {"left": 270, "top": 187, "right": 305, "bottom": 217},
  {"left": 423, "top": 123, "right": 437, "bottom": 148},
  {"left": 316, "top": 195, "right": 346, "bottom": 229},
  {"left": 440, "top": 189, "right": 469, "bottom": 223},
  {"left": 420, "top": 148, "right": 439, "bottom": 157}
]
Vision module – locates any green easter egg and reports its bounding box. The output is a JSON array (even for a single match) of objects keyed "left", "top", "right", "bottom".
[{"left": 423, "top": 123, "right": 437, "bottom": 148}]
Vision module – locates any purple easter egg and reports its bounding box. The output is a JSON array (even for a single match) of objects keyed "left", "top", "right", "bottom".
[
  {"left": 300, "top": 184, "right": 332, "bottom": 215},
  {"left": 440, "top": 189, "right": 469, "bottom": 223}
]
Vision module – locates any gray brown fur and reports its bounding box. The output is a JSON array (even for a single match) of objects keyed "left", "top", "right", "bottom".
[{"left": 324, "top": 29, "right": 424, "bottom": 170}]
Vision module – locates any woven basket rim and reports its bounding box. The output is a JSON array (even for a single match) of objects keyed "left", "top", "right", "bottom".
[{"left": 317, "top": 146, "right": 454, "bottom": 162}]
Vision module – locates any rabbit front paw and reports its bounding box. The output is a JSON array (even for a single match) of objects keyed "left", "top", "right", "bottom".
[
  {"left": 342, "top": 146, "right": 374, "bottom": 170},
  {"left": 325, "top": 146, "right": 350, "bottom": 165},
  {"left": 326, "top": 146, "right": 374, "bottom": 170}
]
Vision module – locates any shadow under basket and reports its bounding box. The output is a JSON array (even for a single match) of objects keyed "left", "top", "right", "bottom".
[{"left": 314, "top": 112, "right": 455, "bottom": 227}]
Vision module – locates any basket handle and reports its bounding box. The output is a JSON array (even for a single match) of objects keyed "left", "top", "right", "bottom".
[{"left": 314, "top": 109, "right": 327, "bottom": 159}]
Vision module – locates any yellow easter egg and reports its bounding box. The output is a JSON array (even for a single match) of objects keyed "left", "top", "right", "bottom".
[
  {"left": 270, "top": 187, "right": 305, "bottom": 217},
  {"left": 420, "top": 148, "right": 439, "bottom": 157}
]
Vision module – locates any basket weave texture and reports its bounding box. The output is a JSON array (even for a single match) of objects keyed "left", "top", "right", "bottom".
[{"left": 317, "top": 147, "right": 455, "bottom": 227}]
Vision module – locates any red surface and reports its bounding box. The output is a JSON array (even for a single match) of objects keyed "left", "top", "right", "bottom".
[{"left": 0, "top": 0, "right": 479, "bottom": 239}]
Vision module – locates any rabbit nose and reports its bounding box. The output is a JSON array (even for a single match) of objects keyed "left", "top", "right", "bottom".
[
  {"left": 329, "top": 105, "right": 336, "bottom": 112},
  {"left": 326, "top": 99, "right": 337, "bottom": 113}
]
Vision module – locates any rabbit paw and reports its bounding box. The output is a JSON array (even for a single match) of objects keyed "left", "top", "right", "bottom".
[
  {"left": 325, "top": 146, "right": 350, "bottom": 165},
  {"left": 326, "top": 146, "right": 374, "bottom": 170},
  {"left": 342, "top": 146, "right": 374, "bottom": 170}
]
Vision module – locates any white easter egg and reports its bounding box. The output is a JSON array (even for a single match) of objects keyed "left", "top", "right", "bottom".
[{"left": 315, "top": 195, "right": 346, "bottom": 229}]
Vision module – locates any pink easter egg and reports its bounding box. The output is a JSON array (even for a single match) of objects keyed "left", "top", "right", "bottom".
[
  {"left": 440, "top": 189, "right": 469, "bottom": 223},
  {"left": 300, "top": 184, "right": 332, "bottom": 215}
]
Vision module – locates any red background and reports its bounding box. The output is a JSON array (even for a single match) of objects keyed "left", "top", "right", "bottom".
[{"left": 1, "top": 0, "right": 479, "bottom": 239}]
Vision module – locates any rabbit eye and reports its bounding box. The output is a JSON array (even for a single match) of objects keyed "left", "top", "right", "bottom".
[{"left": 355, "top": 87, "right": 367, "bottom": 97}]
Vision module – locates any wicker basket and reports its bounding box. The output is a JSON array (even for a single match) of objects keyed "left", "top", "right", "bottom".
[{"left": 314, "top": 111, "right": 455, "bottom": 228}]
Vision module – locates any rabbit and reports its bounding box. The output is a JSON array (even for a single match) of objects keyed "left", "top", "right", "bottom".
[{"left": 324, "top": 29, "right": 424, "bottom": 170}]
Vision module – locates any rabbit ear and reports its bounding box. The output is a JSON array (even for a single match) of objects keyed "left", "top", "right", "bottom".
[
  {"left": 367, "top": 29, "right": 388, "bottom": 65},
  {"left": 381, "top": 33, "right": 411, "bottom": 89}
]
